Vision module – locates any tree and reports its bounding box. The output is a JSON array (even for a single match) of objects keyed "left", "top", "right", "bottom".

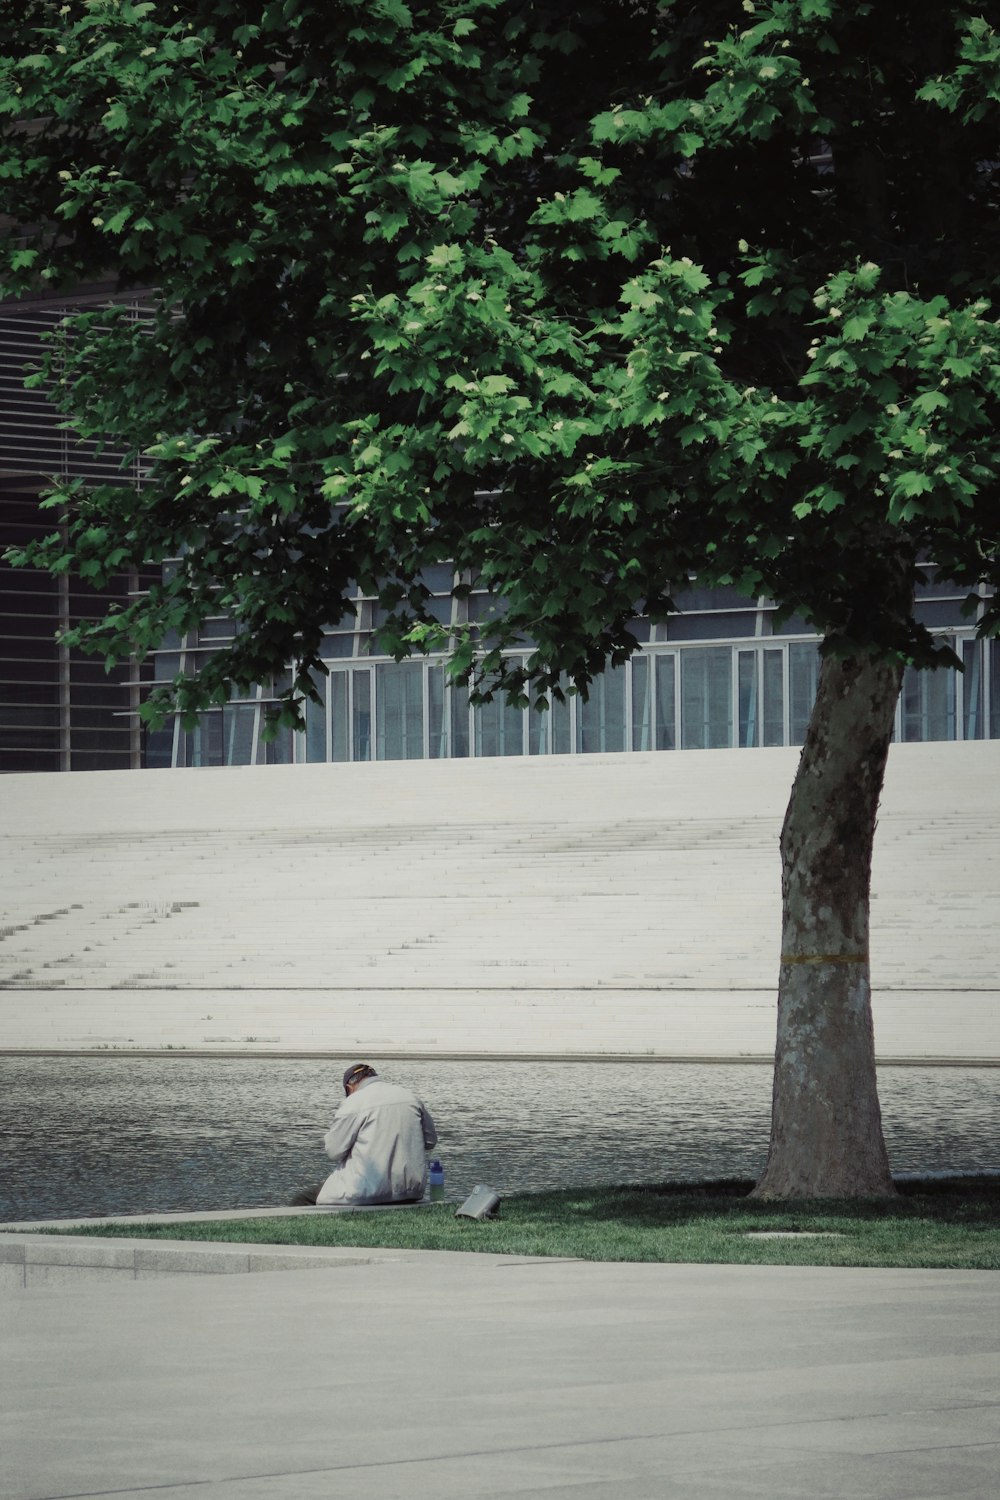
[{"left": 3, "top": 0, "right": 999, "bottom": 1196}]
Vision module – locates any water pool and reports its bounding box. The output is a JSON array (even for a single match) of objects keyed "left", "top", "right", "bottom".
[{"left": 1, "top": 1056, "right": 996, "bottom": 1221}]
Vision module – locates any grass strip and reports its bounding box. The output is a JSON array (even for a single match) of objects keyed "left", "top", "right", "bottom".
[{"left": 32, "top": 1177, "right": 1000, "bottom": 1270}]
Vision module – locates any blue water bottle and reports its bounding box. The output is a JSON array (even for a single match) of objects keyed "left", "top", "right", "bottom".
[{"left": 428, "top": 1159, "right": 445, "bottom": 1201}]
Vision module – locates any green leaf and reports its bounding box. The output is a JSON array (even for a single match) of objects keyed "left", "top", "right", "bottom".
[
  {"left": 426, "top": 242, "right": 464, "bottom": 269},
  {"left": 564, "top": 188, "right": 603, "bottom": 221},
  {"left": 675, "top": 131, "right": 703, "bottom": 157},
  {"left": 841, "top": 315, "right": 873, "bottom": 342},
  {"left": 374, "top": 0, "right": 413, "bottom": 28},
  {"left": 912, "top": 390, "right": 950, "bottom": 415},
  {"left": 376, "top": 210, "right": 409, "bottom": 240},
  {"left": 894, "top": 471, "right": 934, "bottom": 497}
]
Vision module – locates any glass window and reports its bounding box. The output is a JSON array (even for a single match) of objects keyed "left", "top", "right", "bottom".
[
  {"left": 631, "top": 654, "right": 651, "bottom": 751},
  {"left": 0, "top": 704, "right": 61, "bottom": 729},
  {"left": 528, "top": 693, "right": 551, "bottom": 755},
  {"left": 901, "top": 662, "right": 956, "bottom": 742},
  {"left": 304, "top": 681, "right": 327, "bottom": 763},
  {"left": 352, "top": 669, "right": 371, "bottom": 761},
  {"left": 0, "top": 584, "right": 60, "bottom": 616},
  {"left": 0, "top": 638, "right": 61, "bottom": 661},
  {"left": 450, "top": 678, "right": 470, "bottom": 758},
  {"left": 0, "top": 748, "right": 62, "bottom": 771},
  {"left": 70, "top": 749, "right": 132, "bottom": 771},
  {"left": 152, "top": 652, "right": 182, "bottom": 683},
  {"left": 422, "top": 595, "right": 453, "bottom": 625},
  {"left": 762, "top": 648, "right": 785, "bottom": 747},
  {"left": 319, "top": 607, "right": 358, "bottom": 634},
  {"left": 331, "top": 672, "right": 349, "bottom": 762},
  {"left": 183, "top": 713, "right": 221, "bottom": 767},
  {"left": 420, "top": 564, "right": 455, "bottom": 594},
  {"left": 475, "top": 689, "right": 524, "bottom": 757},
  {"left": 199, "top": 618, "right": 235, "bottom": 643},
  {"left": 0, "top": 567, "right": 58, "bottom": 599},
  {"left": 375, "top": 661, "right": 424, "bottom": 760},
  {"left": 468, "top": 593, "right": 508, "bottom": 622},
  {"left": 69, "top": 683, "right": 130, "bottom": 709},
  {"left": 738, "top": 650, "right": 758, "bottom": 748},
  {"left": 428, "top": 663, "right": 447, "bottom": 759},
  {"left": 0, "top": 659, "right": 60, "bottom": 685},
  {"left": 551, "top": 684, "right": 571, "bottom": 755},
  {"left": 990, "top": 639, "right": 1000, "bottom": 740},
  {"left": 0, "top": 614, "right": 60, "bottom": 640},
  {"left": 70, "top": 726, "right": 132, "bottom": 753},
  {"left": 0, "top": 724, "right": 61, "bottom": 752},
  {"left": 654, "top": 654, "right": 676, "bottom": 750},
  {"left": 674, "top": 584, "right": 752, "bottom": 611},
  {"left": 963, "top": 639, "right": 983, "bottom": 741},
  {"left": 914, "top": 564, "right": 941, "bottom": 598},
  {"left": 224, "top": 704, "right": 256, "bottom": 765},
  {"left": 577, "top": 665, "right": 626, "bottom": 753},
  {"left": 260, "top": 721, "right": 292, "bottom": 764},
  {"left": 143, "top": 724, "right": 173, "bottom": 769},
  {"left": 789, "top": 642, "right": 820, "bottom": 744},
  {"left": 774, "top": 613, "right": 814, "bottom": 637},
  {"left": 374, "top": 600, "right": 446, "bottom": 630},
  {"left": 320, "top": 634, "right": 356, "bottom": 660},
  {"left": 681, "top": 647, "right": 732, "bottom": 749},
  {"left": 914, "top": 599, "right": 971, "bottom": 627},
  {"left": 667, "top": 611, "right": 759, "bottom": 640},
  {"left": 0, "top": 680, "right": 59, "bottom": 707}
]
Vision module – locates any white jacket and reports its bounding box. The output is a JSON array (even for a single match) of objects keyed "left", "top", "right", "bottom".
[{"left": 316, "top": 1077, "right": 438, "bottom": 1205}]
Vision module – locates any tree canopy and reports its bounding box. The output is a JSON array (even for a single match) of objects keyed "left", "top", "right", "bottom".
[
  {"left": 5, "top": 0, "right": 1000, "bottom": 1198},
  {"left": 2, "top": 0, "right": 999, "bottom": 728}
]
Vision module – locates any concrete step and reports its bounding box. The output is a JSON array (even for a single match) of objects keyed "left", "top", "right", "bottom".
[{"left": 1, "top": 742, "right": 997, "bottom": 1057}]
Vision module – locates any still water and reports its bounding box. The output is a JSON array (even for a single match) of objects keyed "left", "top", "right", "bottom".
[{"left": 1, "top": 1056, "right": 997, "bottom": 1222}]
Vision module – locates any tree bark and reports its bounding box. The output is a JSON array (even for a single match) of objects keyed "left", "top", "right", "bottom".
[{"left": 752, "top": 645, "right": 904, "bottom": 1199}]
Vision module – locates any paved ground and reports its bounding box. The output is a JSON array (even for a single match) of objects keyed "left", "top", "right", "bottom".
[{"left": 3, "top": 1250, "right": 998, "bottom": 1500}]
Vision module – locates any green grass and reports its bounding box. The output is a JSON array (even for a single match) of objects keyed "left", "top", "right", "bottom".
[{"left": 37, "top": 1177, "right": 1000, "bottom": 1269}]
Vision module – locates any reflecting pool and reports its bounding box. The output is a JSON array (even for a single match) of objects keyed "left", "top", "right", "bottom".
[{"left": 0, "top": 1056, "right": 997, "bottom": 1222}]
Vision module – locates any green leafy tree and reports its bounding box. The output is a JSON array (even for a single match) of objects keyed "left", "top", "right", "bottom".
[{"left": 3, "top": 0, "right": 999, "bottom": 1195}]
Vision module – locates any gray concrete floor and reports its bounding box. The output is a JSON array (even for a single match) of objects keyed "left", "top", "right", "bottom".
[{"left": 2, "top": 1251, "right": 998, "bottom": 1500}]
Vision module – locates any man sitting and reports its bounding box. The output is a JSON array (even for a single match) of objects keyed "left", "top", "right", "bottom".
[{"left": 291, "top": 1063, "right": 438, "bottom": 1206}]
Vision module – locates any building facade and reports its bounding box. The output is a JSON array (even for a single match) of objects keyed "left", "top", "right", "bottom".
[
  {"left": 162, "top": 570, "right": 999, "bottom": 771},
  {"left": 2, "top": 299, "right": 998, "bottom": 773},
  {"left": 0, "top": 299, "right": 152, "bottom": 774}
]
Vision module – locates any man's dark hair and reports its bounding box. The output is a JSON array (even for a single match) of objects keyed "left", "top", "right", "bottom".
[{"left": 343, "top": 1062, "right": 377, "bottom": 1094}]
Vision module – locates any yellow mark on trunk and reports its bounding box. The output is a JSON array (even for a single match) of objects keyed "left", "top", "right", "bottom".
[{"left": 781, "top": 953, "right": 869, "bottom": 965}]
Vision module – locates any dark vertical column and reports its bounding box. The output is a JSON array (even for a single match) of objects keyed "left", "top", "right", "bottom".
[
  {"left": 58, "top": 529, "right": 70, "bottom": 771},
  {"left": 0, "top": 483, "right": 63, "bottom": 773}
]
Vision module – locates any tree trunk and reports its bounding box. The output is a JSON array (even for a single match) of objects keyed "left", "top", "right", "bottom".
[{"left": 752, "top": 645, "right": 904, "bottom": 1199}]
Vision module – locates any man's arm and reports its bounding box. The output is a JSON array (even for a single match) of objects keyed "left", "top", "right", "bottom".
[
  {"left": 323, "top": 1109, "right": 361, "bottom": 1166},
  {"left": 420, "top": 1104, "right": 438, "bottom": 1151}
]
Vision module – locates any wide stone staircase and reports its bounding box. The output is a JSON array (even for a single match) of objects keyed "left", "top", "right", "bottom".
[{"left": 1, "top": 743, "right": 997, "bottom": 1059}]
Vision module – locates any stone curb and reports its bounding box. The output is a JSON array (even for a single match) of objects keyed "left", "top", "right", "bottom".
[
  {"left": 0, "top": 1196, "right": 464, "bottom": 1233},
  {"left": 0, "top": 1232, "right": 383, "bottom": 1286}
]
